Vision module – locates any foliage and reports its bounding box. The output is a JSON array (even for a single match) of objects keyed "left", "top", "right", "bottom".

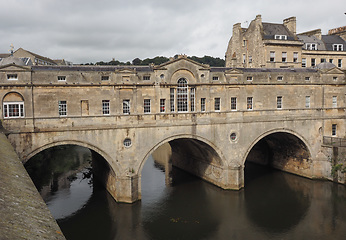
[
  {"left": 82, "top": 55, "right": 225, "bottom": 67},
  {"left": 331, "top": 163, "right": 346, "bottom": 178}
]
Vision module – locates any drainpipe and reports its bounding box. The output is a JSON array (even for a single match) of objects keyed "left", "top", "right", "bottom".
[{"left": 30, "top": 68, "right": 35, "bottom": 131}]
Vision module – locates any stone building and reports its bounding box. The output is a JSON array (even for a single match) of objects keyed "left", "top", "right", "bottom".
[{"left": 225, "top": 15, "right": 346, "bottom": 70}]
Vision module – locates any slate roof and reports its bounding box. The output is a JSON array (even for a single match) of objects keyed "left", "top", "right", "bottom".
[
  {"left": 321, "top": 35, "right": 346, "bottom": 51},
  {"left": 262, "top": 23, "right": 296, "bottom": 40},
  {"left": 210, "top": 67, "right": 317, "bottom": 73},
  {"left": 297, "top": 35, "right": 326, "bottom": 50},
  {"left": 31, "top": 65, "right": 153, "bottom": 72}
]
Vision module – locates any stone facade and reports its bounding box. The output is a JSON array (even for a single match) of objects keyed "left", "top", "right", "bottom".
[
  {"left": 225, "top": 15, "right": 346, "bottom": 70},
  {"left": 0, "top": 55, "right": 345, "bottom": 203}
]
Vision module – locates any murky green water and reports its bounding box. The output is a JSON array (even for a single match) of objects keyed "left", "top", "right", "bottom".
[{"left": 25, "top": 145, "right": 346, "bottom": 240}]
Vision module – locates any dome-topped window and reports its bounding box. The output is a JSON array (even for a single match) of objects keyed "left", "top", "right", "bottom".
[{"left": 2, "top": 92, "right": 25, "bottom": 118}]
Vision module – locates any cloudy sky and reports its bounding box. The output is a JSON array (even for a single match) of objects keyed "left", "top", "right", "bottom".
[{"left": 0, "top": 0, "right": 344, "bottom": 64}]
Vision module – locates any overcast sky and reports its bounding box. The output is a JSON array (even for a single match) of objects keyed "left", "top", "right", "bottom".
[{"left": 0, "top": 0, "right": 344, "bottom": 64}]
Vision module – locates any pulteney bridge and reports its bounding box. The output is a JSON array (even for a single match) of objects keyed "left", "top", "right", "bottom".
[{"left": 1, "top": 56, "right": 345, "bottom": 203}]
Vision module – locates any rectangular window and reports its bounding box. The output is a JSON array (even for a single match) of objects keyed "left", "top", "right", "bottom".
[
  {"left": 201, "top": 98, "right": 206, "bottom": 112},
  {"left": 243, "top": 54, "right": 246, "bottom": 64},
  {"left": 332, "top": 124, "right": 337, "bottom": 136},
  {"left": 231, "top": 97, "right": 237, "bottom": 110},
  {"left": 58, "top": 76, "right": 66, "bottom": 81},
  {"left": 101, "top": 76, "right": 109, "bottom": 81},
  {"left": 332, "top": 96, "right": 337, "bottom": 108},
  {"left": 333, "top": 77, "right": 338, "bottom": 81},
  {"left": 7, "top": 74, "right": 18, "bottom": 80},
  {"left": 170, "top": 88, "right": 175, "bottom": 112},
  {"left": 333, "top": 44, "right": 343, "bottom": 51},
  {"left": 302, "top": 58, "right": 306, "bottom": 67},
  {"left": 247, "top": 97, "right": 253, "bottom": 110},
  {"left": 247, "top": 76, "right": 253, "bottom": 81},
  {"left": 329, "top": 59, "right": 334, "bottom": 64},
  {"left": 212, "top": 76, "right": 219, "bottom": 81},
  {"left": 305, "top": 96, "right": 310, "bottom": 108},
  {"left": 338, "top": 59, "right": 342, "bottom": 68},
  {"left": 277, "top": 96, "right": 282, "bottom": 109},
  {"left": 3, "top": 102, "right": 24, "bottom": 118},
  {"left": 190, "top": 88, "right": 195, "bottom": 112},
  {"left": 144, "top": 99, "right": 151, "bottom": 113},
  {"left": 270, "top": 51, "right": 275, "bottom": 62},
  {"left": 58, "top": 101, "right": 67, "bottom": 116},
  {"left": 282, "top": 52, "right": 287, "bottom": 62},
  {"left": 321, "top": 58, "right": 326, "bottom": 63},
  {"left": 102, "top": 100, "right": 110, "bottom": 115},
  {"left": 160, "top": 99, "right": 165, "bottom": 113},
  {"left": 293, "top": 52, "right": 298, "bottom": 62},
  {"left": 305, "top": 76, "right": 310, "bottom": 81},
  {"left": 277, "top": 76, "right": 283, "bottom": 81},
  {"left": 123, "top": 99, "right": 130, "bottom": 114},
  {"left": 214, "top": 98, "right": 221, "bottom": 111},
  {"left": 306, "top": 43, "right": 317, "bottom": 50},
  {"left": 311, "top": 58, "right": 316, "bottom": 67},
  {"left": 143, "top": 76, "right": 150, "bottom": 81},
  {"left": 249, "top": 56, "right": 252, "bottom": 63}
]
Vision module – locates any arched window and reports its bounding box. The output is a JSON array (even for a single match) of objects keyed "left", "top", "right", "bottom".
[
  {"left": 2, "top": 92, "right": 25, "bottom": 118},
  {"left": 177, "top": 78, "right": 188, "bottom": 112}
]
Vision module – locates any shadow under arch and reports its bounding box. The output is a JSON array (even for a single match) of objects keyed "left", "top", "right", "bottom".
[
  {"left": 243, "top": 129, "right": 312, "bottom": 233},
  {"left": 25, "top": 140, "right": 117, "bottom": 172},
  {"left": 139, "top": 134, "right": 228, "bottom": 193},
  {"left": 243, "top": 129, "right": 312, "bottom": 178}
]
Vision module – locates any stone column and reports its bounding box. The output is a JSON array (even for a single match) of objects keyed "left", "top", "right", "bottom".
[
  {"left": 108, "top": 175, "right": 140, "bottom": 203},
  {"left": 223, "top": 165, "right": 244, "bottom": 190}
]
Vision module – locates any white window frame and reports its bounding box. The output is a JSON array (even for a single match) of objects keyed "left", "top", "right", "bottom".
[
  {"left": 293, "top": 52, "right": 298, "bottom": 62},
  {"left": 275, "top": 35, "right": 287, "bottom": 40},
  {"left": 58, "top": 100, "right": 67, "bottom": 116},
  {"left": 144, "top": 99, "right": 151, "bottom": 113},
  {"left": 212, "top": 76, "right": 219, "bottom": 81},
  {"left": 123, "top": 99, "right": 130, "bottom": 114},
  {"left": 190, "top": 88, "right": 195, "bottom": 112},
  {"left": 170, "top": 88, "right": 175, "bottom": 112},
  {"left": 306, "top": 43, "right": 317, "bottom": 50},
  {"left": 270, "top": 51, "right": 275, "bottom": 62},
  {"left": 247, "top": 76, "right": 253, "bottom": 81},
  {"left": 143, "top": 75, "right": 150, "bottom": 81},
  {"left": 102, "top": 100, "right": 110, "bottom": 115},
  {"left": 101, "top": 76, "right": 109, "bottom": 81},
  {"left": 333, "top": 44, "right": 343, "bottom": 51},
  {"left": 3, "top": 101, "right": 24, "bottom": 118},
  {"left": 177, "top": 78, "right": 188, "bottom": 112},
  {"left": 282, "top": 52, "right": 287, "bottom": 62},
  {"left": 338, "top": 59, "right": 342, "bottom": 68},
  {"left": 302, "top": 58, "right": 306, "bottom": 67},
  {"left": 277, "top": 76, "right": 283, "bottom": 81}
]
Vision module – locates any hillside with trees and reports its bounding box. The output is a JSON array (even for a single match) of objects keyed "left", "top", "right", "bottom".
[{"left": 83, "top": 55, "right": 225, "bottom": 67}]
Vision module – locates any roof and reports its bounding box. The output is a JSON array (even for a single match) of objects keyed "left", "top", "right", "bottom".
[
  {"left": 211, "top": 67, "right": 317, "bottom": 73},
  {"left": 14, "top": 48, "right": 57, "bottom": 65},
  {"left": 321, "top": 35, "right": 346, "bottom": 51},
  {"left": 297, "top": 35, "right": 326, "bottom": 50},
  {"left": 31, "top": 65, "right": 153, "bottom": 72},
  {"left": 262, "top": 23, "right": 296, "bottom": 40},
  {"left": 0, "top": 56, "right": 26, "bottom": 66}
]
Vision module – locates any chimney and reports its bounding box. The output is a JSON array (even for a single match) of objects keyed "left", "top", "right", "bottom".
[{"left": 283, "top": 16, "right": 296, "bottom": 35}]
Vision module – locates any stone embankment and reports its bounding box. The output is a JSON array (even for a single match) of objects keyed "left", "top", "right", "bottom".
[{"left": 0, "top": 124, "right": 65, "bottom": 240}]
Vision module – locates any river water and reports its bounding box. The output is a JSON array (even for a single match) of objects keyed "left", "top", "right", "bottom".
[{"left": 25, "top": 145, "right": 346, "bottom": 240}]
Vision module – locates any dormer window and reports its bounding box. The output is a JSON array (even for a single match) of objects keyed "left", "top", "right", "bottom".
[
  {"left": 275, "top": 35, "right": 287, "bottom": 40},
  {"left": 7, "top": 74, "right": 18, "bottom": 80},
  {"left": 306, "top": 43, "right": 317, "bottom": 50},
  {"left": 333, "top": 44, "right": 343, "bottom": 51}
]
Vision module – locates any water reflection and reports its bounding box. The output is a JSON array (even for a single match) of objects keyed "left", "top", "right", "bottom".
[{"left": 25, "top": 146, "right": 346, "bottom": 240}]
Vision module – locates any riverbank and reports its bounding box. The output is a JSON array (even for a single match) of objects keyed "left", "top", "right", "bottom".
[{"left": 0, "top": 125, "right": 65, "bottom": 240}]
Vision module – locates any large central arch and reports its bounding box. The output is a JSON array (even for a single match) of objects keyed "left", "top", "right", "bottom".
[
  {"left": 243, "top": 129, "right": 313, "bottom": 179},
  {"left": 138, "top": 134, "right": 229, "bottom": 194}
]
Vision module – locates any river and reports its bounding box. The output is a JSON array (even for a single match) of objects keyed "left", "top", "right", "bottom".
[{"left": 25, "top": 145, "right": 346, "bottom": 240}]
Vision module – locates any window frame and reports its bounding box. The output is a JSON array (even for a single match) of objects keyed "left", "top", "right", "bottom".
[
  {"left": 332, "top": 124, "right": 337, "bottom": 136},
  {"left": 58, "top": 100, "right": 67, "bottom": 116},
  {"left": 123, "top": 99, "right": 130, "bottom": 115},
  {"left": 247, "top": 97, "right": 253, "bottom": 110},
  {"left": 277, "top": 96, "right": 283, "bottom": 109},
  {"left": 160, "top": 99, "right": 166, "bottom": 113},
  {"left": 214, "top": 97, "right": 221, "bottom": 112},
  {"left": 231, "top": 97, "right": 237, "bottom": 111},
  {"left": 102, "top": 100, "right": 110, "bottom": 115},
  {"left": 3, "top": 101, "right": 24, "bottom": 118},
  {"left": 332, "top": 96, "right": 337, "bottom": 108},
  {"left": 58, "top": 76, "right": 66, "bottom": 81},
  {"left": 144, "top": 99, "right": 151, "bottom": 114},
  {"left": 201, "top": 98, "right": 206, "bottom": 112},
  {"left": 305, "top": 96, "right": 310, "bottom": 108},
  {"left": 7, "top": 74, "right": 18, "bottom": 81}
]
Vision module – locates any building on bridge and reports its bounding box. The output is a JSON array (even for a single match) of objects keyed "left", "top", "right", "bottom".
[
  {"left": 0, "top": 53, "right": 345, "bottom": 202},
  {"left": 225, "top": 15, "right": 346, "bottom": 70}
]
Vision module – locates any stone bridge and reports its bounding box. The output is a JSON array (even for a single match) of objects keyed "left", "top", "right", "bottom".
[{"left": 1, "top": 57, "right": 345, "bottom": 202}]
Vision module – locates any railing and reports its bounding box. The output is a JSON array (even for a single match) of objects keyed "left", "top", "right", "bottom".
[{"left": 323, "top": 136, "right": 346, "bottom": 147}]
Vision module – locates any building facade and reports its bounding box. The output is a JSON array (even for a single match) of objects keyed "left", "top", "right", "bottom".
[{"left": 225, "top": 15, "right": 346, "bottom": 70}]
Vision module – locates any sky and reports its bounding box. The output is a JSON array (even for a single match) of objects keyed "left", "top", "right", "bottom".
[{"left": 0, "top": 0, "right": 345, "bottom": 64}]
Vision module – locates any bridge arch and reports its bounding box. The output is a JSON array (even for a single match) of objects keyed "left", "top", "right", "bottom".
[
  {"left": 24, "top": 140, "right": 118, "bottom": 175},
  {"left": 243, "top": 128, "right": 312, "bottom": 177},
  {"left": 139, "top": 134, "right": 227, "bottom": 174}
]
